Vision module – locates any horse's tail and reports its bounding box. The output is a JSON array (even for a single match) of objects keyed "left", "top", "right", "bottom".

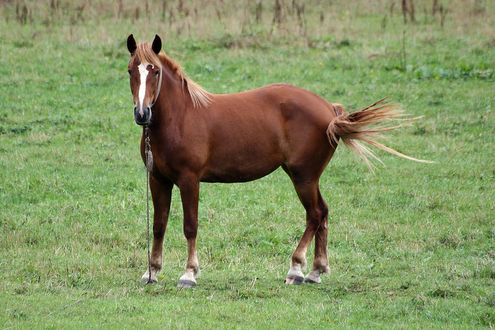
[{"left": 326, "top": 97, "right": 430, "bottom": 170}]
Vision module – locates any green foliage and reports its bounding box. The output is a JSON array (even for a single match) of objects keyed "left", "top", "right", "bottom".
[{"left": 1, "top": 1, "right": 494, "bottom": 328}]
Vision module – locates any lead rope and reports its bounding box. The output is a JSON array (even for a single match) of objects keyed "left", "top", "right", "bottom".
[
  {"left": 144, "top": 69, "right": 160, "bottom": 284},
  {"left": 144, "top": 126, "right": 153, "bottom": 284}
]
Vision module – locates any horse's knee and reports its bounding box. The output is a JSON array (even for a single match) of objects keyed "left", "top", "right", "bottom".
[
  {"left": 183, "top": 222, "right": 198, "bottom": 239},
  {"left": 183, "top": 230, "right": 196, "bottom": 239},
  {"left": 153, "top": 231, "right": 164, "bottom": 240},
  {"left": 153, "top": 224, "right": 166, "bottom": 240}
]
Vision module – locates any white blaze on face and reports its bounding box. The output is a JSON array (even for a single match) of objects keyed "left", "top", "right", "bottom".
[{"left": 137, "top": 62, "right": 149, "bottom": 116}]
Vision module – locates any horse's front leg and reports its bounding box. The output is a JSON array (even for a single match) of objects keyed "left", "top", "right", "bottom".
[
  {"left": 141, "top": 176, "right": 173, "bottom": 284},
  {"left": 177, "top": 175, "right": 200, "bottom": 287}
]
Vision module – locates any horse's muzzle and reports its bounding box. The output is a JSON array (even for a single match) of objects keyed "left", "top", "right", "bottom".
[{"left": 134, "top": 106, "right": 152, "bottom": 126}]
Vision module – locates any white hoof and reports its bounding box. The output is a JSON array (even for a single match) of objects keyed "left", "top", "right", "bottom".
[
  {"left": 141, "top": 269, "right": 158, "bottom": 284},
  {"left": 304, "top": 269, "right": 322, "bottom": 284},
  {"left": 178, "top": 272, "right": 197, "bottom": 288},
  {"left": 285, "top": 265, "right": 305, "bottom": 285}
]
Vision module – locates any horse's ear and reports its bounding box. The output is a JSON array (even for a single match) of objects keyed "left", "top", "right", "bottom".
[
  {"left": 127, "top": 34, "right": 137, "bottom": 55},
  {"left": 152, "top": 34, "right": 162, "bottom": 54}
]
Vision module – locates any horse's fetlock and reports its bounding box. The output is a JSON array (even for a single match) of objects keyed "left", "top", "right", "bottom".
[
  {"left": 186, "top": 261, "right": 199, "bottom": 274},
  {"left": 150, "top": 262, "right": 162, "bottom": 271},
  {"left": 292, "top": 255, "right": 306, "bottom": 269},
  {"left": 313, "top": 260, "right": 330, "bottom": 274}
]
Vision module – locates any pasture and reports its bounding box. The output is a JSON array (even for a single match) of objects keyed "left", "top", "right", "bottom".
[{"left": 1, "top": 0, "right": 494, "bottom": 328}]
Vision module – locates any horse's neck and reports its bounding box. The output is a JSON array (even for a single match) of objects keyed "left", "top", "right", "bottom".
[
  {"left": 150, "top": 70, "right": 191, "bottom": 144},
  {"left": 154, "top": 70, "right": 188, "bottom": 123}
]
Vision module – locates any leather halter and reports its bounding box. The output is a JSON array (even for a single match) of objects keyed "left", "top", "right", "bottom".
[{"left": 149, "top": 65, "right": 163, "bottom": 108}]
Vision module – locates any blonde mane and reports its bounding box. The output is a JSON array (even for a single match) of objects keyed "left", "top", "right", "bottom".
[{"left": 134, "top": 43, "right": 212, "bottom": 108}]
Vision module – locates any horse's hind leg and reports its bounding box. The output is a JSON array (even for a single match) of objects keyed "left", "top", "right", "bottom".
[
  {"left": 304, "top": 189, "right": 330, "bottom": 284},
  {"left": 141, "top": 176, "right": 173, "bottom": 283},
  {"left": 285, "top": 176, "right": 328, "bottom": 284}
]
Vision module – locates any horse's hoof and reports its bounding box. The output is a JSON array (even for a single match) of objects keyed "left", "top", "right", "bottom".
[
  {"left": 143, "top": 278, "right": 158, "bottom": 285},
  {"left": 304, "top": 270, "right": 322, "bottom": 284},
  {"left": 284, "top": 276, "right": 305, "bottom": 285},
  {"left": 141, "top": 271, "right": 158, "bottom": 284},
  {"left": 304, "top": 277, "right": 321, "bottom": 284},
  {"left": 177, "top": 279, "right": 197, "bottom": 288}
]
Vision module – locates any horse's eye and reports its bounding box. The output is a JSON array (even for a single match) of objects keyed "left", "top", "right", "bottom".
[
  {"left": 128, "top": 69, "right": 132, "bottom": 75},
  {"left": 154, "top": 70, "right": 159, "bottom": 76}
]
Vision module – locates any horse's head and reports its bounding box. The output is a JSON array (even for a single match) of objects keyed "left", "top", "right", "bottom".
[{"left": 126, "top": 34, "right": 163, "bottom": 126}]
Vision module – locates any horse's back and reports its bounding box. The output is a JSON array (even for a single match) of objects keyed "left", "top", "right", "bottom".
[{"left": 212, "top": 83, "right": 336, "bottom": 129}]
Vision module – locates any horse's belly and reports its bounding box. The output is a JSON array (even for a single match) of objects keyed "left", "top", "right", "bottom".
[
  {"left": 200, "top": 166, "right": 279, "bottom": 183},
  {"left": 201, "top": 145, "right": 284, "bottom": 183}
]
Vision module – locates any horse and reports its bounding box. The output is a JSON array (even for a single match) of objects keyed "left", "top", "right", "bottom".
[{"left": 126, "top": 34, "right": 427, "bottom": 287}]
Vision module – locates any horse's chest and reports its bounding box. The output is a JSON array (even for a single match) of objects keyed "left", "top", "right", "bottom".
[
  {"left": 150, "top": 144, "right": 203, "bottom": 181},
  {"left": 151, "top": 151, "right": 175, "bottom": 178}
]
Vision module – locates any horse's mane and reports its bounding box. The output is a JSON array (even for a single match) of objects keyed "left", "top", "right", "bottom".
[{"left": 134, "top": 43, "right": 212, "bottom": 108}]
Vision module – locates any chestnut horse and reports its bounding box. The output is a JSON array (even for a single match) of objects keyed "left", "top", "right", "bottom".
[{"left": 126, "top": 34, "right": 426, "bottom": 287}]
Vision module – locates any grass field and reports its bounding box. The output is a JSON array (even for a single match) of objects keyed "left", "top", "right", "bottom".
[{"left": 1, "top": 0, "right": 494, "bottom": 328}]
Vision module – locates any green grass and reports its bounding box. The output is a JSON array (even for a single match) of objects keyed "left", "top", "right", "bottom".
[{"left": 1, "top": 1, "right": 495, "bottom": 328}]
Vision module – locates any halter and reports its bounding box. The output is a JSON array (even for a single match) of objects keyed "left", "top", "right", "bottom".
[{"left": 149, "top": 65, "right": 163, "bottom": 108}]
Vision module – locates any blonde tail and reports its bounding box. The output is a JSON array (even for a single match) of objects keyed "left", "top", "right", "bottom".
[{"left": 326, "top": 97, "right": 431, "bottom": 170}]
